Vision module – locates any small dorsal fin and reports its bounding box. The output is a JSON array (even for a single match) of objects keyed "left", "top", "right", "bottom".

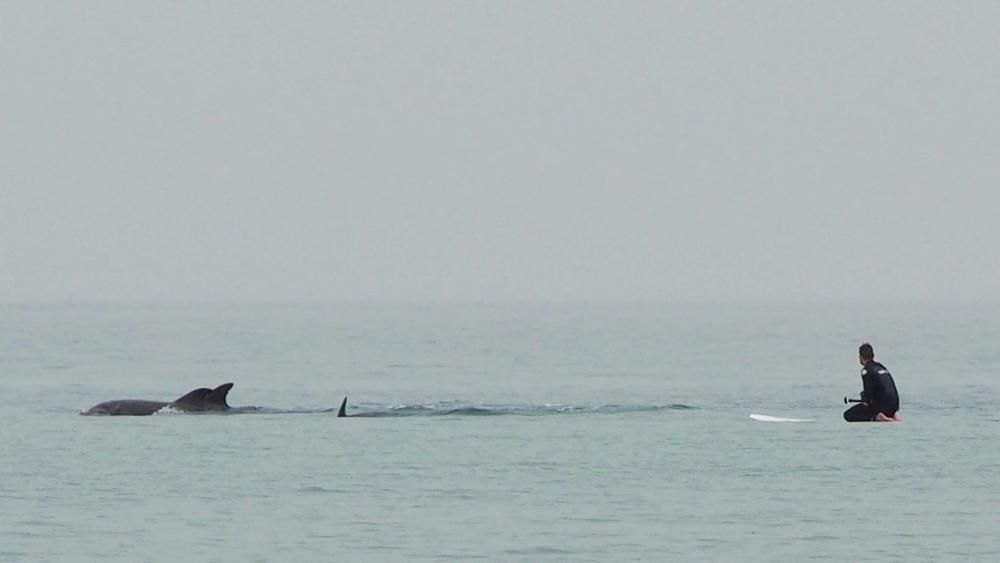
[
  {"left": 173, "top": 387, "right": 211, "bottom": 404},
  {"left": 204, "top": 383, "right": 234, "bottom": 408},
  {"left": 337, "top": 396, "right": 347, "bottom": 417}
]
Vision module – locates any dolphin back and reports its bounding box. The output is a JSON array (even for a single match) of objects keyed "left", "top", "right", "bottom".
[
  {"left": 172, "top": 387, "right": 212, "bottom": 405},
  {"left": 169, "top": 382, "right": 233, "bottom": 412},
  {"left": 82, "top": 400, "right": 170, "bottom": 416},
  {"left": 204, "top": 383, "right": 233, "bottom": 409},
  {"left": 82, "top": 383, "right": 236, "bottom": 416}
]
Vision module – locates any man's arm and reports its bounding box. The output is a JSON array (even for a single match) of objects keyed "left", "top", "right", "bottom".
[{"left": 861, "top": 370, "right": 875, "bottom": 404}]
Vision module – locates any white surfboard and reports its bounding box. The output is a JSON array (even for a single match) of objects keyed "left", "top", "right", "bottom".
[{"left": 750, "top": 413, "right": 814, "bottom": 423}]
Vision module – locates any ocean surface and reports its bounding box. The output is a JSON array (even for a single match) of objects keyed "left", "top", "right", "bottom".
[{"left": 1, "top": 303, "right": 998, "bottom": 562}]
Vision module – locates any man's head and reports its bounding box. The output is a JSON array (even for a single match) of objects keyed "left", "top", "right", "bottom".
[{"left": 859, "top": 342, "right": 875, "bottom": 365}]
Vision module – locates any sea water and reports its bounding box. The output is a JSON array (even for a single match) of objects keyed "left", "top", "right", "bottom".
[{"left": 1, "top": 303, "right": 997, "bottom": 561}]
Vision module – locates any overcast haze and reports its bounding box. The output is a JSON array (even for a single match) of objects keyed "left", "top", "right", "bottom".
[{"left": 3, "top": 2, "right": 999, "bottom": 303}]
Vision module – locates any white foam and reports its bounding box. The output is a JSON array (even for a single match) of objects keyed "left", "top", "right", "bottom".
[{"left": 750, "top": 413, "right": 814, "bottom": 423}]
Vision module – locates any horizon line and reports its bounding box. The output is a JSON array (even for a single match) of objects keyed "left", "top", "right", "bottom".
[{"left": 2, "top": 298, "right": 998, "bottom": 307}]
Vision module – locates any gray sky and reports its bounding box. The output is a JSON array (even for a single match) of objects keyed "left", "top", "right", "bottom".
[{"left": 3, "top": 2, "right": 998, "bottom": 303}]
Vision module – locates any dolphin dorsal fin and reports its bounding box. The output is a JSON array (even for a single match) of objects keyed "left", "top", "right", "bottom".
[
  {"left": 337, "top": 396, "right": 347, "bottom": 417},
  {"left": 173, "top": 387, "right": 211, "bottom": 405},
  {"left": 205, "top": 383, "right": 234, "bottom": 408}
]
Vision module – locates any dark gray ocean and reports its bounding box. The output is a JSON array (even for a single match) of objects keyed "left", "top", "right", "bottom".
[{"left": 2, "top": 303, "right": 997, "bottom": 561}]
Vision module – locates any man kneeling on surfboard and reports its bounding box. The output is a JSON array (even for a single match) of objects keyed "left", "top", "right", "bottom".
[{"left": 844, "top": 343, "right": 902, "bottom": 422}]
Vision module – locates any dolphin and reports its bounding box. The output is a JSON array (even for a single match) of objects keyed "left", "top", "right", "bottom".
[
  {"left": 82, "top": 383, "right": 234, "bottom": 416},
  {"left": 335, "top": 397, "right": 384, "bottom": 417}
]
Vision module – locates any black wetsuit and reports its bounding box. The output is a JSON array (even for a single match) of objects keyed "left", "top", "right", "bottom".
[{"left": 844, "top": 360, "right": 900, "bottom": 422}]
